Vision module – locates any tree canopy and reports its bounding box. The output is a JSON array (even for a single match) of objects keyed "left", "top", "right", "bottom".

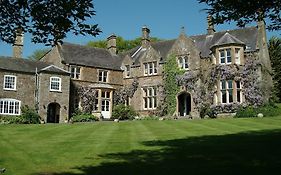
[
  {"left": 87, "top": 36, "right": 162, "bottom": 53},
  {"left": 269, "top": 37, "right": 281, "bottom": 102},
  {"left": 0, "top": 0, "right": 101, "bottom": 46},
  {"left": 198, "top": 0, "right": 281, "bottom": 31}
]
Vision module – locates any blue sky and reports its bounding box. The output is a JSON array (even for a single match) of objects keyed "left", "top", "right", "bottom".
[{"left": 0, "top": 0, "right": 280, "bottom": 58}]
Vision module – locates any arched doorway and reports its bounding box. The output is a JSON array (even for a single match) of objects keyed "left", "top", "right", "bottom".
[
  {"left": 47, "top": 103, "right": 60, "bottom": 123},
  {"left": 178, "top": 92, "right": 191, "bottom": 116}
]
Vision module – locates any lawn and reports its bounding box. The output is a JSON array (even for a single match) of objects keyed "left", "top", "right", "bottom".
[{"left": 1, "top": 117, "right": 281, "bottom": 175}]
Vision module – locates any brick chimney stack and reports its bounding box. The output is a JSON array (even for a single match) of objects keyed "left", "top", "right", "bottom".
[
  {"left": 207, "top": 15, "right": 215, "bottom": 35},
  {"left": 107, "top": 34, "right": 117, "bottom": 55},
  {"left": 142, "top": 26, "right": 150, "bottom": 48},
  {"left": 13, "top": 28, "right": 24, "bottom": 58}
]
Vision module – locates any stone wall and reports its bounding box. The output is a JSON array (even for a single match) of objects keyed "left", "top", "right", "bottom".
[
  {"left": 38, "top": 72, "right": 70, "bottom": 122},
  {"left": 0, "top": 71, "right": 36, "bottom": 110}
]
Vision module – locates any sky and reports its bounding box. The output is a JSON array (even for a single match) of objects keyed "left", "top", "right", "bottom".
[{"left": 0, "top": 0, "right": 280, "bottom": 58}]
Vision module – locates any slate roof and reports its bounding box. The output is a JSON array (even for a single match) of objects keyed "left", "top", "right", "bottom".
[
  {"left": 124, "top": 26, "right": 258, "bottom": 60},
  {"left": 210, "top": 32, "right": 245, "bottom": 48},
  {"left": 0, "top": 56, "right": 69, "bottom": 74},
  {"left": 58, "top": 42, "right": 123, "bottom": 71},
  {"left": 191, "top": 26, "right": 258, "bottom": 57}
]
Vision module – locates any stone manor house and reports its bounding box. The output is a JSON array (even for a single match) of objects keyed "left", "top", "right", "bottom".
[{"left": 0, "top": 17, "right": 272, "bottom": 122}]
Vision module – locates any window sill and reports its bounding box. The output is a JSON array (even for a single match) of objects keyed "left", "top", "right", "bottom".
[
  {"left": 49, "top": 90, "right": 62, "bottom": 93},
  {"left": 3, "top": 88, "right": 17, "bottom": 91}
]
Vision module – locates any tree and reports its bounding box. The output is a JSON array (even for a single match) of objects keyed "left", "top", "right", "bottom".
[
  {"left": 269, "top": 37, "right": 281, "bottom": 102},
  {"left": 0, "top": 0, "right": 101, "bottom": 46},
  {"left": 28, "top": 48, "right": 49, "bottom": 60},
  {"left": 198, "top": 0, "right": 281, "bottom": 31},
  {"left": 87, "top": 36, "right": 162, "bottom": 53}
]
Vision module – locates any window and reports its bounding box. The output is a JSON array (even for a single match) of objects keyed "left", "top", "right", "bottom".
[
  {"left": 221, "top": 80, "right": 233, "bottom": 104},
  {"left": 94, "top": 91, "right": 99, "bottom": 111},
  {"left": 99, "top": 71, "right": 108, "bottom": 82},
  {"left": 219, "top": 49, "right": 232, "bottom": 64},
  {"left": 3, "top": 75, "right": 16, "bottom": 90},
  {"left": 50, "top": 77, "right": 61, "bottom": 91},
  {"left": 236, "top": 81, "right": 242, "bottom": 103},
  {"left": 178, "top": 56, "right": 189, "bottom": 70},
  {"left": 101, "top": 91, "right": 110, "bottom": 112},
  {"left": 125, "top": 65, "right": 131, "bottom": 77},
  {"left": 70, "top": 66, "right": 80, "bottom": 79},
  {"left": 235, "top": 48, "right": 241, "bottom": 65},
  {"left": 0, "top": 99, "right": 21, "bottom": 115},
  {"left": 144, "top": 62, "right": 157, "bottom": 76},
  {"left": 143, "top": 87, "right": 157, "bottom": 110}
]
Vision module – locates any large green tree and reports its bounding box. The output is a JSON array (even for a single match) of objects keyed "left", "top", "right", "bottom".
[
  {"left": 0, "top": 0, "right": 101, "bottom": 46},
  {"left": 198, "top": 0, "right": 281, "bottom": 31},
  {"left": 87, "top": 36, "right": 162, "bottom": 53},
  {"left": 269, "top": 37, "right": 281, "bottom": 102}
]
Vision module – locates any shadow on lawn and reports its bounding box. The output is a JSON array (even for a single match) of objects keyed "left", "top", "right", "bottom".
[{"left": 36, "top": 129, "right": 281, "bottom": 175}]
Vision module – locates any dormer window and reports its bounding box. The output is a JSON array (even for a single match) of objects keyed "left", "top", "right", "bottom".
[
  {"left": 235, "top": 48, "right": 241, "bottom": 65},
  {"left": 219, "top": 49, "right": 231, "bottom": 64},
  {"left": 70, "top": 66, "right": 80, "bottom": 79},
  {"left": 178, "top": 56, "right": 189, "bottom": 70},
  {"left": 125, "top": 65, "right": 131, "bottom": 77},
  {"left": 99, "top": 70, "right": 108, "bottom": 82},
  {"left": 144, "top": 62, "right": 157, "bottom": 76}
]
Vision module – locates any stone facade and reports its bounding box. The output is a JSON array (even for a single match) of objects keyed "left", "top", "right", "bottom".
[
  {"left": 1, "top": 18, "right": 272, "bottom": 120},
  {"left": 0, "top": 57, "right": 70, "bottom": 123}
]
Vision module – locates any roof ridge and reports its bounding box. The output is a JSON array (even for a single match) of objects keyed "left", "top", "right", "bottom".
[{"left": 190, "top": 26, "right": 257, "bottom": 38}]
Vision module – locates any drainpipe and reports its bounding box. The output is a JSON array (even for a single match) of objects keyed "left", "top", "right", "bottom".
[{"left": 35, "top": 67, "right": 39, "bottom": 114}]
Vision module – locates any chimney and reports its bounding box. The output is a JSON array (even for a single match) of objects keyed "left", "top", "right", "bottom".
[
  {"left": 107, "top": 34, "right": 117, "bottom": 55},
  {"left": 142, "top": 26, "right": 150, "bottom": 48},
  {"left": 207, "top": 15, "right": 215, "bottom": 35},
  {"left": 13, "top": 28, "right": 24, "bottom": 58}
]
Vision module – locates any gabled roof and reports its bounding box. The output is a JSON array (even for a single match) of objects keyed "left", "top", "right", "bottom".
[
  {"left": 122, "top": 26, "right": 258, "bottom": 60},
  {"left": 123, "top": 40, "right": 176, "bottom": 65},
  {"left": 0, "top": 56, "right": 69, "bottom": 74},
  {"left": 191, "top": 26, "right": 258, "bottom": 57},
  {"left": 210, "top": 32, "right": 245, "bottom": 48},
  {"left": 58, "top": 42, "right": 123, "bottom": 71}
]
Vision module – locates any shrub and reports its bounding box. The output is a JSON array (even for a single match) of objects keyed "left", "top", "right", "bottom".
[
  {"left": 20, "top": 106, "right": 41, "bottom": 124},
  {"left": 0, "top": 106, "right": 40, "bottom": 124},
  {"left": 235, "top": 103, "right": 281, "bottom": 118},
  {"left": 112, "top": 104, "right": 137, "bottom": 120},
  {"left": 135, "top": 115, "right": 159, "bottom": 121},
  {"left": 71, "top": 112, "right": 98, "bottom": 123}
]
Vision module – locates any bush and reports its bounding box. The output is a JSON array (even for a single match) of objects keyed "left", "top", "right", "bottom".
[
  {"left": 135, "top": 115, "right": 159, "bottom": 121},
  {"left": 20, "top": 106, "right": 41, "bottom": 124},
  {"left": 71, "top": 112, "right": 98, "bottom": 123},
  {"left": 0, "top": 106, "right": 40, "bottom": 124},
  {"left": 112, "top": 104, "right": 137, "bottom": 120},
  {"left": 235, "top": 103, "right": 281, "bottom": 118}
]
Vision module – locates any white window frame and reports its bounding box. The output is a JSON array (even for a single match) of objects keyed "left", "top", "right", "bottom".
[
  {"left": 143, "top": 87, "right": 157, "bottom": 110},
  {"left": 70, "top": 65, "right": 81, "bottom": 79},
  {"left": 220, "top": 80, "right": 233, "bottom": 104},
  {"left": 178, "top": 56, "right": 189, "bottom": 70},
  {"left": 50, "top": 77, "right": 61, "bottom": 92},
  {"left": 219, "top": 48, "right": 232, "bottom": 65},
  {"left": 143, "top": 62, "right": 157, "bottom": 76},
  {"left": 235, "top": 48, "right": 241, "bottom": 65},
  {"left": 125, "top": 65, "right": 131, "bottom": 78},
  {"left": 3, "top": 75, "right": 16, "bottom": 91},
  {"left": 0, "top": 98, "right": 21, "bottom": 115},
  {"left": 236, "top": 81, "right": 243, "bottom": 103},
  {"left": 99, "top": 70, "right": 108, "bottom": 82}
]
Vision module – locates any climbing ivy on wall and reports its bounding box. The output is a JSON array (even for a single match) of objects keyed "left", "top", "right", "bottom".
[{"left": 161, "top": 55, "right": 185, "bottom": 115}]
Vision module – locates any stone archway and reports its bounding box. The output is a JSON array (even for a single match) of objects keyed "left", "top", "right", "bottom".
[
  {"left": 177, "top": 92, "right": 191, "bottom": 116},
  {"left": 47, "top": 103, "right": 60, "bottom": 123}
]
